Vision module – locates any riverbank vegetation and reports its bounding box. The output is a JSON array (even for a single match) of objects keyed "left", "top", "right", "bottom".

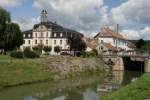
[
  {"left": 101, "top": 73, "right": 150, "bottom": 100},
  {"left": 0, "top": 55, "right": 106, "bottom": 88},
  {"left": 0, "top": 55, "right": 53, "bottom": 88}
]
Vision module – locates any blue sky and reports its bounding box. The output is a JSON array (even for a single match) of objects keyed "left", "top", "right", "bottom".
[{"left": 0, "top": 0, "right": 150, "bottom": 40}]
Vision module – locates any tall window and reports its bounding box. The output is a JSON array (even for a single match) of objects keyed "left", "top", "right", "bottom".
[
  {"left": 23, "top": 40, "right": 25, "bottom": 44},
  {"left": 35, "top": 33, "right": 37, "bottom": 38},
  {"left": 60, "top": 40, "right": 62, "bottom": 45},
  {"left": 41, "top": 32, "right": 43, "bottom": 37},
  {"left": 35, "top": 40, "right": 37, "bottom": 44},
  {"left": 46, "top": 32, "right": 49, "bottom": 37},
  {"left": 40, "top": 40, "right": 42, "bottom": 44},
  {"left": 46, "top": 40, "right": 48, "bottom": 44},
  {"left": 28, "top": 40, "right": 30, "bottom": 44},
  {"left": 54, "top": 40, "right": 56, "bottom": 45}
]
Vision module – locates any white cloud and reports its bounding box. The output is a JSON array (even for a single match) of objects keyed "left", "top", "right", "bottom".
[
  {"left": 111, "top": 0, "right": 150, "bottom": 25},
  {"left": 11, "top": 0, "right": 150, "bottom": 40},
  {"left": 0, "top": 0, "right": 22, "bottom": 7},
  {"left": 32, "top": 0, "right": 110, "bottom": 36},
  {"left": 121, "top": 27, "right": 150, "bottom": 40},
  {"left": 13, "top": 16, "right": 40, "bottom": 31}
]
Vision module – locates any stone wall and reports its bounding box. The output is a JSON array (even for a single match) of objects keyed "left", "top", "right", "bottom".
[{"left": 42, "top": 56, "right": 107, "bottom": 79}]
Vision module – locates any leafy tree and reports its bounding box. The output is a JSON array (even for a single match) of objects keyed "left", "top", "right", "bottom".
[
  {"left": 135, "top": 39, "right": 145, "bottom": 49},
  {"left": 4, "top": 23, "right": 23, "bottom": 52},
  {"left": 0, "top": 7, "right": 11, "bottom": 52},
  {"left": 0, "top": 7, "right": 23, "bottom": 54},
  {"left": 54, "top": 46, "right": 61, "bottom": 54},
  {"left": 67, "top": 34, "right": 86, "bottom": 52},
  {"left": 43, "top": 46, "right": 52, "bottom": 53}
]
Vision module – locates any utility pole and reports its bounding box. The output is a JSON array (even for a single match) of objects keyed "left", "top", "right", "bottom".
[{"left": 116, "top": 24, "right": 119, "bottom": 49}]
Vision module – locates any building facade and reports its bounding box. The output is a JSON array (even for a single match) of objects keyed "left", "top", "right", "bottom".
[
  {"left": 21, "top": 10, "right": 83, "bottom": 55},
  {"left": 94, "top": 27, "right": 131, "bottom": 54}
]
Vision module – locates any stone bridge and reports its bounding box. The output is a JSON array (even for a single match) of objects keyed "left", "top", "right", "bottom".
[{"left": 101, "top": 54, "right": 150, "bottom": 72}]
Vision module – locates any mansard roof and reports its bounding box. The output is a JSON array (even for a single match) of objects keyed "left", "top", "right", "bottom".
[
  {"left": 23, "top": 21, "right": 83, "bottom": 39},
  {"left": 23, "top": 30, "right": 32, "bottom": 39}
]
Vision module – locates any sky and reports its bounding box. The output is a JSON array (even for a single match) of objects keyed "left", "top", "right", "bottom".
[{"left": 0, "top": 0, "right": 150, "bottom": 40}]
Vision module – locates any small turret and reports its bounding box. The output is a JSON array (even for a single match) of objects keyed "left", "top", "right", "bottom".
[{"left": 40, "top": 9, "right": 48, "bottom": 23}]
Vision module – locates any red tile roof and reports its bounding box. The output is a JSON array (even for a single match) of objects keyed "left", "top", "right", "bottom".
[
  {"left": 94, "top": 27, "right": 127, "bottom": 40},
  {"left": 103, "top": 43, "right": 117, "bottom": 51}
]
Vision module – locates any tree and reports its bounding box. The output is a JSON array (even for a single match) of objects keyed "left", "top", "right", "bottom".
[
  {"left": 0, "top": 7, "right": 11, "bottom": 52},
  {"left": 43, "top": 46, "right": 52, "bottom": 53},
  {"left": 54, "top": 46, "right": 61, "bottom": 54},
  {"left": 4, "top": 23, "right": 23, "bottom": 52},
  {"left": 0, "top": 7, "right": 23, "bottom": 54},
  {"left": 67, "top": 34, "right": 86, "bottom": 52},
  {"left": 135, "top": 39, "right": 145, "bottom": 49}
]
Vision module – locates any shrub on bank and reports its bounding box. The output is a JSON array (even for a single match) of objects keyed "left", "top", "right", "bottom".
[
  {"left": 32, "top": 45, "right": 42, "bottom": 56},
  {"left": 81, "top": 49, "right": 98, "bottom": 58},
  {"left": 10, "top": 51, "right": 24, "bottom": 58},
  {"left": 24, "top": 47, "right": 39, "bottom": 58}
]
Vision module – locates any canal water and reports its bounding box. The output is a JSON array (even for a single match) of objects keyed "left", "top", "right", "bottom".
[{"left": 0, "top": 71, "right": 142, "bottom": 100}]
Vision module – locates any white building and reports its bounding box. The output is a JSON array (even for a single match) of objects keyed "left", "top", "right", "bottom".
[
  {"left": 21, "top": 10, "right": 83, "bottom": 55},
  {"left": 94, "top": 27, "right": 131, "bottom": 54}
]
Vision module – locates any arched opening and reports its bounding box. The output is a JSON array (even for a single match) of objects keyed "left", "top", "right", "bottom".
[{"left": 122, "top": 57, "right": 144, "bottom": 72}]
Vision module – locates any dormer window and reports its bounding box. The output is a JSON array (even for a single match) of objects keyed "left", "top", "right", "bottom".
[
  {"left": 54, "top": 33, "right": 57, "bottom": 37},
  {"left": 60, "top": 33, "right": 63, "bottom": 37},
  {"left": 28, "top": 34, "right": 31, "bottom": 38},
  {"left": 23, "top": 34, "right": 25, "bottom": 38}
]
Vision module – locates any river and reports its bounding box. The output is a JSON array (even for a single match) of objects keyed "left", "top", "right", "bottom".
[{"left": 0, "top": 71, "right": 142, "bottom": 100}]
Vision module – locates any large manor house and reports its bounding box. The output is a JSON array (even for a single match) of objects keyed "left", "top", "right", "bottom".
[{"left": 21, "top": 10, "right": 82, "bottom": 55}]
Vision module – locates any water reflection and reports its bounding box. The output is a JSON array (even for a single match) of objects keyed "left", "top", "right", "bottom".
[{"left": 0, "top": 71, "right": 142, "bottom": 100}]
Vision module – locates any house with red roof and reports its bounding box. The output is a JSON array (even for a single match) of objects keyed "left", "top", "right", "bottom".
[{"left": 94, "top": 27, "right": 131, "bottom": 54}]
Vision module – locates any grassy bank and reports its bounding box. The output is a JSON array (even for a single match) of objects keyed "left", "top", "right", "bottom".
[
  {"left": 0, "top": 55, "right": 53, "bottom": 88},
  {"left": 0, "top": 55, "right": 106, "bottom": 88},
  {"left": 101, "top": 73, "right": 150, "bottom": 100}
]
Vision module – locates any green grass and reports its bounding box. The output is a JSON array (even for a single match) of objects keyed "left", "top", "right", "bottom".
[
  {"left": 101, "top": 73, "right": 150, "bottom": 100},
  {"left": 0, "top": 55, "right": 53, "bottom": 88}
]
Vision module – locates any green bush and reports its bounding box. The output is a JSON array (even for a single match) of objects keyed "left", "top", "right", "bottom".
[
  {"left": 32, "top": 45, "right": 42, "bottom": 56},
  {"left": 24, "top": 47, "right": 39, "bottom": 58},
  {"left": 10, "top": 51, "right": 24, "bottom": 58},
  {"left": 81, "top": 49, "right": 98, "bottom": 58},
  {"left": 43, "top": 46, "right": 52, "bottom": 52}
]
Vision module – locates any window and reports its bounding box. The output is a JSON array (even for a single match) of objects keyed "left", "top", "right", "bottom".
[
  {"left": 46, "top": 40, "right": 48, "bottom": 44},
  {"left": 28, "top": 34, "right": 31, "bottom": 38},
  {"left": 46, "top": 32, "right": 49, "bottom": 37},
  {"left": 23, "top": 34, "right": 25, "bottom": 38},
  {"left": 28, "top": 40, "right": 30, "bottom": 44},
  {"left": 60, "top": 33, "right": 63, "bottom": 37},
  {"left": 35, "top": 33, "right": 37, "bottom": 38},
  {"left": 101, "top": 40, "right": 104, "bottom": 43},
  {"left": 113, "top": 39, "right": 116, "bottom": 44},
  {"left": 41, "top": 32, "right": 43, "bottom": 37},
  {"left": 60, "top": 40, "right": 62, "bottom": 45},
  {"left": 54, "top": 40, "right": 56, "bottom": 45},
  {"left": 23, "top": 40, "right": 25, "bottom": 44},
  {"left": 54, "top": 33, "right": 57, "bottom": 37},
  {"left": 40, "top": 40, "right": 42, "bottom": 44},
  {"left": 35, "top": 40, "right": 37, "bottom": 44}
]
